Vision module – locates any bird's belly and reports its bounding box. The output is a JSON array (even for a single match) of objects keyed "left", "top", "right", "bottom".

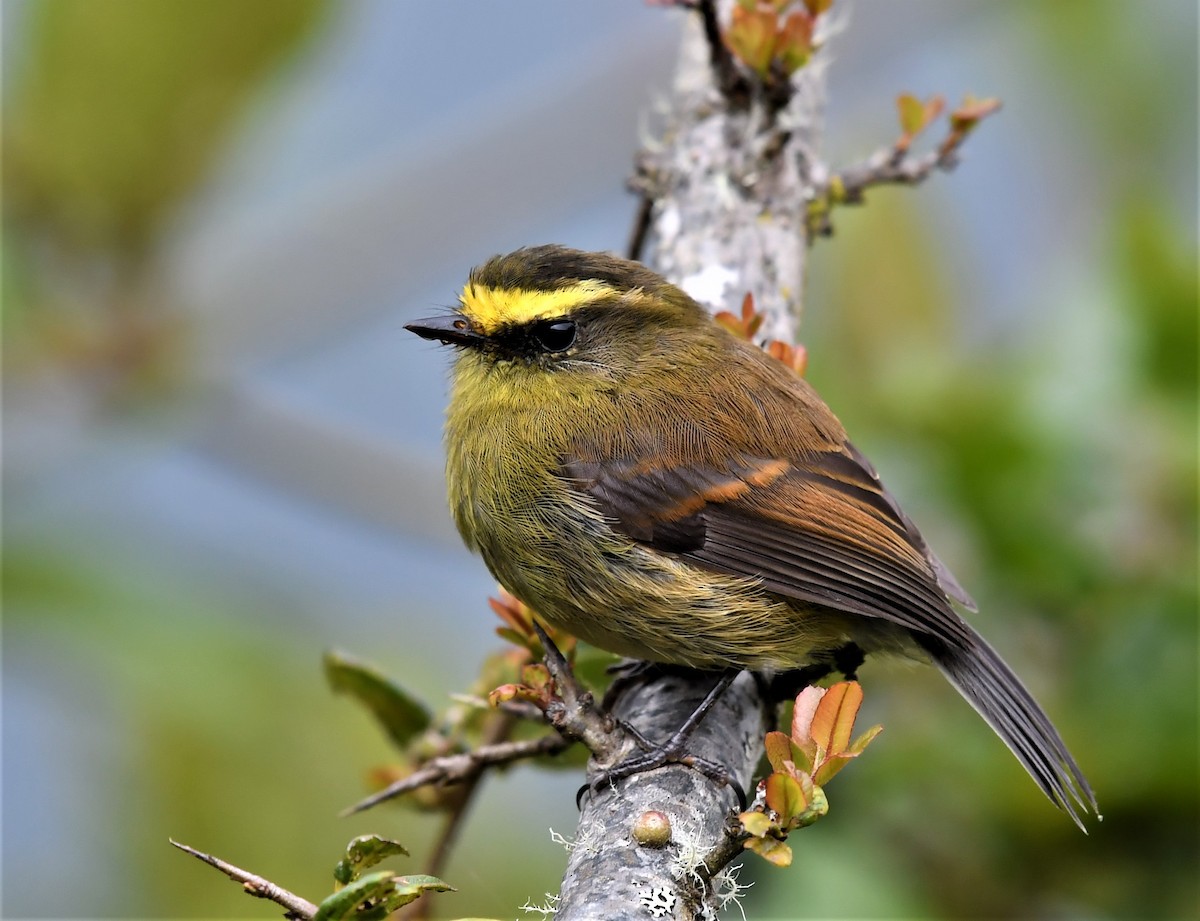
[{"left": 467, "top": 483, "right": 845, "bottom": 671}]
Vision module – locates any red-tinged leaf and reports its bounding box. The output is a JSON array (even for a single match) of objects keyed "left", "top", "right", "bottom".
[
  {"left": 766, "top": 772, "right": 808, "bottom": 822},
  {"left": 487, "top": 684, "right": 522, "bottom": 707},
  {"left": 790, "top": 684, "right": 825, "bottom": 765},
  {"left": 741, "top": 291, "right": 756, "bottom": 321},
  {"left": 924, "top": 94, "right": 946, "bottom": 125},
  {"left": 809, "top": 680, "right": 863, "bottom": 757},
  {"left": 950, "top": 95, "right": 1001, "bottom": 131},
  {"left": 739, "top": 810, "right": 774, "bottom": 837},
  {"left": 803, "top": 0, "right": 833, "bottom": 16},
  {"left": 764, "top": 731, "right": 794, "bottom": 773},
  {"left": 725, "top": 6, "right": 778, "bottom": 77},
  {"left": 811, "top": 676, "right": 859, "bottom": 757},
  {"left": 776, "top": 11, "right": 813, "bottom": 74},
  {"left": 715, "top": 310, "right": 747, "bottom": 338},
  {"left": 745, "top": 835, "right": 793, "bottom": 867},
  {"left": 788, "top": 342, "right": 808, "bottom": 376}
]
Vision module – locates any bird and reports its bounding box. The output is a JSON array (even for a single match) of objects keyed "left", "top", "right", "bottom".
[{"left": 406, "top": 244, "right": 1097, "bottom": 827}]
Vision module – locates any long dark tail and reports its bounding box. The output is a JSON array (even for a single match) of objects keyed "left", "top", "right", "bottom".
[{"left": 917, "top": 632, "right": 1099, "bottom": 831}]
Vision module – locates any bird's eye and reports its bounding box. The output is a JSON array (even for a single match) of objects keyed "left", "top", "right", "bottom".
[{"left": 532, "top": 319, "right": 576, "bottom": 352}]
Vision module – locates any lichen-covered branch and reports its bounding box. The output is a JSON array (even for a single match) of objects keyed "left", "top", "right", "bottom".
[{"left": 555, "top": 3, "right": 834, "bottom": 917}]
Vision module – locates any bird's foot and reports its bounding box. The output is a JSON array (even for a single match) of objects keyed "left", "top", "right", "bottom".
[{"left": 576, "top": 670, "right": 747, "bottom": 809}]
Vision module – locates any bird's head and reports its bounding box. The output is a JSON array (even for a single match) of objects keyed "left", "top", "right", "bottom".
[{"left": 406, "top": 245, "right": 715, "bottom": 385}]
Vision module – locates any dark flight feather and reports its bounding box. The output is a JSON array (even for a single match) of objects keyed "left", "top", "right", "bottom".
[{"left": 563, "top": 448, "right": 1097, "bottom": 828}]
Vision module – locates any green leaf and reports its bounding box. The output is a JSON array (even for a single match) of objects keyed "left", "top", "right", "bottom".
[
  {"left": 333, "top": 835, "right": 410, "bottom": 885},
  {"left": 849, "top": 723, "right": 884, "bottom": 756},
  {"left": 5, "top": 0, "right": 328, "bottom": 255},
  {"left": 313, "top": 871, "right": 396, "bottom": 921},
  {"left": 324, "top": 650, "right": 432, "bottom": 750},
  {"left": 314, "top": 872, "right": 453, "bottom": 921},
  {"left": 765, "top": 772, "right": 808, "bottom": 822},
  {"left": 897, "top": 92, "right": 925, "bottom": 137},
  {"left": 384, "top": 875, "right": 455, "bottom": 912}
]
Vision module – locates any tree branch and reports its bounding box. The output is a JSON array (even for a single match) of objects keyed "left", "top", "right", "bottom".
[
  {"left": 339, "top": 733, "right": 570, "bottom": 817},
  {"left": 170, "top": 839, "right": 318, "bottom": 920}
]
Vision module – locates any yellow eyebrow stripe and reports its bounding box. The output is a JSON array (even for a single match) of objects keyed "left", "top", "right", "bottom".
[{"left": 460, "top": 281, "right": 619, "bottom": 334}]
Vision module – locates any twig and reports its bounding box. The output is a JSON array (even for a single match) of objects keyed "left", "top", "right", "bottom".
[
  {"left": 170, "top": 839, "right": 317, "bottom": 920},
  {"left": 533, "top": 622, "right": 630, "bottom": 762},
  {"left": 626, "top": 193, "right": 653, "bottom": 262},
  {"left": 696, "top": 0, "right": 750, "bottom": 104},
  {"left": 399, "top": 712, "right": 519, "bottom": 921},
  {"left": 813, "top": 100, "right": 1002, "bottom": 236},
  {"left": 340, "top": 733, "right": 570, "bottom": 816}
]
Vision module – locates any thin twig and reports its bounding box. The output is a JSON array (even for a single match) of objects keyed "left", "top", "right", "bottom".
[
  {"left": 696, "top": 0, "right": 749, "bottom": 103},
  {"left": 533, "top": 622, "right": 629, "bottom": 761},
  {"left": 170, "top": 839, "right": 318, "bottom": 920},
  {"left": 814, "top": 103, "right": 1002, "bottom": 236},
  {"left": 340, "top": 733, "right": 570, "bottom": 816},
  {"left": 399, "top": 712, "right": 519, "bottom": 921},
  {"left": 626, "top": 193, "right": 653, "bottom": 262}
]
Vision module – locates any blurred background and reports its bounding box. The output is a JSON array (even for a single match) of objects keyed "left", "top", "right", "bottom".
[{"left": 3, "top": 0, "right": 1196, "bottom": 918}]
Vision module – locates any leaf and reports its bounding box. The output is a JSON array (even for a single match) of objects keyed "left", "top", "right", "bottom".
[
  {"left": 776, "top": 11, "right": 814, "bottom": 74},
  {"left": 849, "top": 722, "right": 884, "bottom": 755},
  {"left": 313, "top": 871, "right": 396, "bottom": 921},
  {"left": 764, "top": 730, "right": 794, "bottom": 773},
  {"left": 745, "top": 835, "right": 793, "bottom": 867},
  {"left": 739, "top": 811, "right": 774, "bottom": 837},
  {"left": 897, "top": 92, "right": 926, "bottom": 137},
  {"left": 790, "top": 684, "right": 825, "bottom": 766},
  {"left": 324, "top": 651, "right": 432, "bottom": 750},
  {"left": 765, "top": 772, "right": 808, "bottom": 822},
  {"left": 803, "top": 0, "right": 833, "bottom": 15},
  {"left": 6, "top": 0, "right": 327, "bottom": 255},
  {"left": 315, "top": 871, "right": 454, "bottom": 921},
  {"left": 334, "top": 835, "right": 410, "bottom": 886},
  {"left": 809, "top": 680, "right": 863, "bottom": 756},
  {"left": 950, "top": 95, "right": 1002, "bottom": 131},
  {"left": 725, "top": 5, "right": 779, "bottom": 77},
  {"left": 385, "top": 875, "right": 455, "bottom": 912}
]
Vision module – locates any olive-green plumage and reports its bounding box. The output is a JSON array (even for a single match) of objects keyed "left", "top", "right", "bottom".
[{"left": 407, "top": 244, "right": 1097, "bottom": 827}]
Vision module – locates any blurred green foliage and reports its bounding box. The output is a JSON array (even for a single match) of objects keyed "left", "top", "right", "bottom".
[{"left": 6, "top": 0, "right": 326, "bottom": 257}]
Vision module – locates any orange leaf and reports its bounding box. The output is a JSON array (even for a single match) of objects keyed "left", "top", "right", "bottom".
[
  {"left": 744, "top": 835, "right": 793, "bottom": 867},
  {"left": 725, "top": 5, "right": 779, "bottom": 76},
  {"left": 776, "top": 10, "right": 814, "bottom": 74},
  {"left": 809, "top": 680, "right": 863, "bottom": 757},
  {"left": 950, "top": 95, "right": 1001, "bottom": 131},
  {"left": 764, "top": 730, "right": 794, "bottom": 773}
]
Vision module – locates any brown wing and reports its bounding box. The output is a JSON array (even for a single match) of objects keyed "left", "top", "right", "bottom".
[{"left": 562, "top": 445, "right": 975, "bottom": 646}]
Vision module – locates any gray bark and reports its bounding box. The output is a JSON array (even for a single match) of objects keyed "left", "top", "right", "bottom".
[{"left": 555, "top": 6, "right": 830, "bottom": 919}]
